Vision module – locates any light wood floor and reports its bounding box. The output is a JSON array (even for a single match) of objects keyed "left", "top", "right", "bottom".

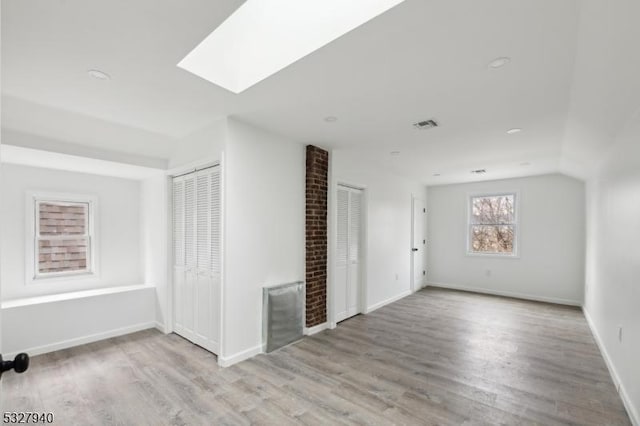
[{"left": 2, "top": 288, "right": 631, "bottom": 425}]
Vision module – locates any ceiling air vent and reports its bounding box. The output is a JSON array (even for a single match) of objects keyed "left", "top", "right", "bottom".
[
  {"left": 413, "top": 119, "right": 438, "bottom": 130},
  {"left": 471, "top": 169, "right": 487, "bottom": 174}
]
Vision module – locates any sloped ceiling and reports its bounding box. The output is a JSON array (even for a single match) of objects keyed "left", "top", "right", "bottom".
[
  {"left": 2, "top": 0, "right": 637, "bottom": 184},
  {"left": 561, "top": 0, "right": 640, "bottom": 177}
]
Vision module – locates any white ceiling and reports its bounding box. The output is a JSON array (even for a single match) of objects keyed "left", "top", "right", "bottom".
[{"left": 2, "top": 0, "right": 633, "bottom": 185}]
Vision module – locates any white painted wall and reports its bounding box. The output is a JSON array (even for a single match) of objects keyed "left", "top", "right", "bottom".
[
  {"left": 141, "top": 175, "right": 169, "bottom": 330},
  {"left": 222, "top": 118, "right": 305, "bottom": 364},
  {"left": 584, "top": 117, "right": 640, "bottom": 426},
  {"left": 0, "top": 163, "right": 157, "bottom": 356},
  {"left": 2, "top": 286, "right": 155, "bottom": 357},
  {"left": 570, "top": 1, "right": 640, "bottom": 422},
  {"left": 427, "top": 174, "right": 585, "bottom": 305},
  {"left": 1, "top": 163, "right": 143, "bottom": 300},
  {"left": 332, "top": 150, "right": 426, "bottom": 313},
  {"left": 168, "top": 118, "right": 227, "bottom": 169}
]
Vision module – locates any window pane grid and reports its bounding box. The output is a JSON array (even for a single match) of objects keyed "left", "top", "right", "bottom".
[
  {"left": 35, "top": 199, "right": 93, "bottom": 277},
  {"left": 468, "top": 194, "right": 516, "bottom": 255}
]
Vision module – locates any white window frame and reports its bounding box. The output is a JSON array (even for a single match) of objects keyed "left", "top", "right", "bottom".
[
  {"left": 466, "top": 191, "right": 520, "bottom": 258},
  {"left": 25, "top": 191, "right": 99, "bottom": 285}
]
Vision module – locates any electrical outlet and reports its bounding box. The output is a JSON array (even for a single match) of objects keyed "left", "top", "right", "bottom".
[
  {"left": 395, "top": 273, "right": 399, "bottom": 281},
  {"left": 618, "top": 325, "right": 623, "bottom": 343}
]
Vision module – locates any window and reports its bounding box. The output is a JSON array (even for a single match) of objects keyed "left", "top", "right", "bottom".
[
  {"left": 468, "top": 193, "right": 517, "bottom": 256},
  {"left": 28, "top": 193, "right": 97, "bottom": 281}
]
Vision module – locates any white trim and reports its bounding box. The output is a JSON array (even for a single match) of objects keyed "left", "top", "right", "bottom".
[
  {"left": 466, "top": 191, "right": 520, "bottom": 258},
  {"left": 3, "top": 321, "right": 156, "bottom": 359},
  {"left": 583, "top": 308, "right": 639, "bottom": 426},
  {"left": 426, "top": 282, "right": 582, "bottom": 306},
  {"left": 326, "top": 150, "right": 336, "bottom": 332},
  {"left": 25, "top": 191, "right": 100, "bottom": 285},
  {"left": 218, "top": 344, "right": 263, "bottom": 368},
  {"left": 164, "top": 175, "right": 175, "bottom": 334},
  {"left": 166, "top": 157, "right": 219, "bottom": 177},
  {"left": 332, "top": 182, "right": 368, "bottom": 324},
  {"left": 367, "top": 290, "right": 412, "bottom": 313},
  {"left": 154, "top": 321, "right": 169, "bottom": 334},
  {"left": 410, "top": 195, "right": 426, "bottom": 293},
  {"left": 218, "top": 152, "right": 226, "bottom": 364},
  {"left": 304, "top": 322, "right": 329, "bottom": 336},
  {"left": 1, "top": 284, "right": 155, "bottom": 309}
]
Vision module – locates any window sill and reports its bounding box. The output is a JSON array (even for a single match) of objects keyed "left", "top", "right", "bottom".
[
  {"left": 1, "top": 284, "right": 155, "bottom": 309},
  {"left": 466, "top": 252, "right": 520, "bottom": 259}
]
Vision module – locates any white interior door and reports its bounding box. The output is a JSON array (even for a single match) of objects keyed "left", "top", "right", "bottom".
[
  {"left": 173, "top": 167, "right": 220, "bottom": 354},
  {"left": 335, "top": 185, "right": 363, "bottom": 323},
  {"left": 412, "top": 197, "right": 426, "bottom": 291}
]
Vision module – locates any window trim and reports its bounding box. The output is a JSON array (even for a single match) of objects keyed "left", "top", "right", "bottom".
[
  {"left": 466, "top": 191, "right": 520, "bottom": 258},
  {"left": 25, "top": 191, "right": 99, "bottom": 285}
]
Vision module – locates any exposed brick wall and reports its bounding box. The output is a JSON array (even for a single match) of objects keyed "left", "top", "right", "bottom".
[
  {"left": 38, "top": 203, "right": 89, "bottom": 273},
  {"left": 305, "top": 145, "right": 329, "bottom": 327}
]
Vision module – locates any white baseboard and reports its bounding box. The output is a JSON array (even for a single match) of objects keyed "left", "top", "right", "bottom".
[
  {"left": 304, "top": 322, "right": 329, "bottom": 336},
  {"left": 583, "top": 308, "right": 639, "bottom": 426},
  {"left": 367, "top": 289, "right": 412, "bottom": 313},
  {"left": 218, "top": 344, "right": 263, "bottom": 368},
  {"left": 426, "top": 282, "right": 582, "bottom": 307},
  {"left": 154, "top": 321, "right": 169, "bottom": 334},
  {"left": 4, "top": 321, "right": 157, "bottom": 359}
]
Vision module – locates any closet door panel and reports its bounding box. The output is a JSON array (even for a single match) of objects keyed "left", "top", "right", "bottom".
[
  {"left": 183, "top": 175, "right": 197, "bottom": 334},
  {"left": 173, "top": 167, "right": 220, "bottom": 354},
  {"left": 195, "top": 172, "right": 211, "bottom": 342},
  {"left": 347, "top": 190, "right": 362, "bottom": 316},
  {"left": 172, "top": 179, "right": 186, "bottom": 332},
  {"left": 335, "top": 188, "right": 349, "bottom": 322},
  {"left": 209, "top": 169, "right": 221, "bottom": 343}
]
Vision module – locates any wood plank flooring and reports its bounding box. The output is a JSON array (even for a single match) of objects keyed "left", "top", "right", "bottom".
[{"left": 2, "top": 287, "right": 631, "bottom": 425}]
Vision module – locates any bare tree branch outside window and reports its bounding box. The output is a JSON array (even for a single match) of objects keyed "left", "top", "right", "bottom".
[{"left": 469, "top": 194, "right": 516, "bottom": 254}]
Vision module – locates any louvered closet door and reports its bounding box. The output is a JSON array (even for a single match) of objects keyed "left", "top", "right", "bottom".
[
  {"left": 335, "top": 188, "right": 349, "bottom": 322},
  {"left": 173, "top": 166, "right": 220, "bottom": 355},
  {"left": 347, "top": 190, "right": 362, "bottom": 318},
  {"left": 172, "top": 178, "right": 186, "bottom": 336},
  {"left": 335, "top": 185, "right": 363, "bottom": 323},
  {"left": 183, "top": 174, "right": 197, "bottom": 335}
]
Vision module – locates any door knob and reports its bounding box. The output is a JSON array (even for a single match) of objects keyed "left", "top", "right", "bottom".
[
  {"left": 412, "top": 248, "right": 418, "bottom": 252},
  {"left": 0, "top": 353, "right": 29, "bottom": 379}
]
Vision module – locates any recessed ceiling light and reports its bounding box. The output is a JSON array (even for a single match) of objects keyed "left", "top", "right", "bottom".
[
  {"left": 87, "top": 69, "right": 110, "bottom": 80},
  {"left": 471, "top": 169, "right": 487, "bottom": 174},
  {"left": 390, "top": 151, "right": 401, "bottom": 156},
  {"left": 520, "top": 162, "right": 531, "bottom": 166},
  {"left": 488, "top": 57, "right": 511, "bottom": 69},
  {"left": 178, "top": 0, "right": 406, "bottom": 93},
  {"left": 506, "top": 128, "right": 522, "bottom": 134},
  {"left": 432, "top": 173, "right": 441, "bottom": 177},
  {"left": 324, "top": 116, "right": 338, "bottom": 123}
]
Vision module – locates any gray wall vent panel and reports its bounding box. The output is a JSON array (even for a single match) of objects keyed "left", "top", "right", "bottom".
[{"left": 263, "top": 281, "right": 304, "bottom": 353}]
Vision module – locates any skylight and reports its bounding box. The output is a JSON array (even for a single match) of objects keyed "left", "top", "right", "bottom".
[{"left": 177, "top": 0, "right": 405, "bottom": 94}]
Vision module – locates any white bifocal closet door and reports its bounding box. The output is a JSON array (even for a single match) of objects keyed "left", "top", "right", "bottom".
[
  {"left": 335, "top": 185, "right": 362, "bottom": 323},
  {"left": 335, "top": 189, "right": 349, "bottom": 322},
  {"left": 347, "top": 190, "right": 362, "bottom": 318},
  {"left": 173, "top": 167, "right": 220, "bottom": 354}
]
